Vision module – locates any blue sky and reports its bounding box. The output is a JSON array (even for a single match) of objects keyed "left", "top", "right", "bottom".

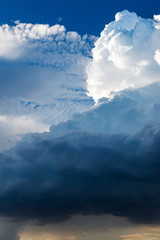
[
  {"left": 0, "top": 0, "right": 160, "bottom": 35},
  {"left": 1, "top": 2, "right": 160, "bottom": 240}
]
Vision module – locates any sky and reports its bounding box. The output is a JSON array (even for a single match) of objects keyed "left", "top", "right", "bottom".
[
  {"left": 0, "top": 0, "right": 160, "bottom": 35},
  {"left": 1, "top": 1, "right": 160, "bottom": 240}
]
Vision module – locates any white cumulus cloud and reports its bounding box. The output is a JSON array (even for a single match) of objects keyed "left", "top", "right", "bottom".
[{"left": 87, "top": 10, "right": 160, "bottom": 102}]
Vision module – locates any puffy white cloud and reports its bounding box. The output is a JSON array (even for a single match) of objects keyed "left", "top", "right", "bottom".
[
  {"left": 0, "top": 25, "right": 25, "bottom": 60},
  {"left": 0, "top": 21, "right": 96, "bottom": 150},
  {"left": 0, "top": 23, "right": 65, "bottom": 58},
  {"left": 87, "top": 10, "right": 160, "bottom": 102},
  {"left": 0, "top": 22, "right": 95, "bottom": 60}
]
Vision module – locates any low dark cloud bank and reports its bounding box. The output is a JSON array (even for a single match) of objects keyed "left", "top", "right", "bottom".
[{"left": 0, "top": 88, "right": 160, "bottom": 224}]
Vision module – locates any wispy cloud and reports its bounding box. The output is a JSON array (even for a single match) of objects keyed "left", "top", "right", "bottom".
[{"left": 0, "top": 21, "right": 96, "bottom": 150}]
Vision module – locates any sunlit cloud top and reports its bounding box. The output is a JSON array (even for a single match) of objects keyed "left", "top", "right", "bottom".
[{"left": 87, "top": 10, "right": 160, "bottom": 102}]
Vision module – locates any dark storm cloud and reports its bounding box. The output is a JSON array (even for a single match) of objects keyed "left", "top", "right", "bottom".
[
  {"left": 1, "top": 86, "right": 160, "bottom": 224},
  {"left": 0, "top": 121, "right": 160, "bottom": 224}
]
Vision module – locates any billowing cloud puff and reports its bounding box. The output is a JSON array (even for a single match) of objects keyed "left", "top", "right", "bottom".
[
  {"left": 0, "top": 22, "right": 95, "bottom": 60},
  {"left": 87, "top": 10, "right": 160, "bottom": 102}
]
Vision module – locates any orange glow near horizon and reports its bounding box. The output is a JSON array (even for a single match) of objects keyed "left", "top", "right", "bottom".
[{"left": 17, "top": 215, "right": 160, "bottom": 240}]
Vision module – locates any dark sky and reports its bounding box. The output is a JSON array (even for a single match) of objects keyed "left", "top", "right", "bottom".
[{"left": 1, "top": 0, "right": 160, "bottom": 35}]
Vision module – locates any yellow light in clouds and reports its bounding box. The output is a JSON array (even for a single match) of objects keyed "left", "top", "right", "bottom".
[{"left": 120, "top": 227, "right": 160, "bottom": 240}]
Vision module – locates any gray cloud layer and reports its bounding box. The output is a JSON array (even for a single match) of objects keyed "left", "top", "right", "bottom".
[{"left": 0, "top": 86, "right": 160, "bottom": 224}]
